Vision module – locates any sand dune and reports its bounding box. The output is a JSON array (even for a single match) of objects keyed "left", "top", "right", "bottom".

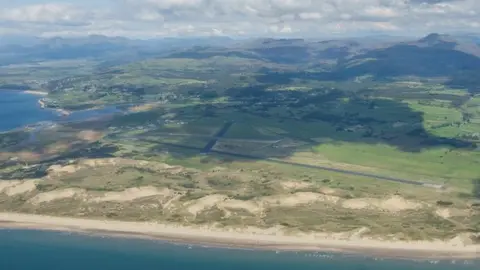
[
  {"left": 28, "top": 188, "right": 87, "bottom": 204},
  {"left": 92, "top": 187, "right": 173, "bottom": 202},
  {"left": 261, "top": 192, "right": 340, "bottom": 207},
  {"left": 0, "top": 180, "right": 38, "bottom": 196},
  {"left": 341, "top": 196, "right": 422, "bottom": 212}
]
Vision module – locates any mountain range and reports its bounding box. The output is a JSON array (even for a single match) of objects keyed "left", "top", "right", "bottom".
[
  {"left": 0, "top": 35, "right": 236, "bottom": 65},
  {"left": 1, "top": 33, "right": 479, "bottom": 93}
]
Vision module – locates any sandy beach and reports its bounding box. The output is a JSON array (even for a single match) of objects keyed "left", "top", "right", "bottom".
[
  {"left": 38, "top": 99, "right": 46, "bottom": 108},
  {"left": 24, "top": 90, "right": 48, "bottom": 96},
  {"left": 0, "top": 212, "right": 478, "bottom": 259},
  {"left": 37, "top": 99, "right": 70, "bottom": 116}
]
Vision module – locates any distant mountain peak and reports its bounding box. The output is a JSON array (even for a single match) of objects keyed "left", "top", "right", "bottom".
[
  {"left": 411, "top": 33, "right": 480, "bottom": 57},
  {"left": 418, "top": 33, "right": 456, "bottom": 45},
  {"left": 420, "top": 33, "right": 442, "bottom": 40},
  {"left": 259, "top": 38, "right": 305, "bottom": 45}
]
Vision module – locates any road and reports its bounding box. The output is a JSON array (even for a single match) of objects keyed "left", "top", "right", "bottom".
[
  {"left": 155, "top": 141, "right": 443, "bottom": 189},
  {"left": 140, "top": 132, "right": 281, "bottom": 144},
  {"left": 200, "top": 121, "right": 235, "bottom": 154}
]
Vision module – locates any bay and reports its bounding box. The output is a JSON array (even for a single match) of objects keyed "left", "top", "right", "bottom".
[
  {"left": 0, "top": 90, "right": 121, "bottom": 132},
  {"left": 0, "top": 90, "right": 58, "bottom": 132},
  {"left": 0, "top": 229, "right": 478, "bottom": 270}
]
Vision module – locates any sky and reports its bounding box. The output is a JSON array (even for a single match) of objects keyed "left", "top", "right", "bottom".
[{"left": 0, "top": 0, "right": 479, "bottom": 38}]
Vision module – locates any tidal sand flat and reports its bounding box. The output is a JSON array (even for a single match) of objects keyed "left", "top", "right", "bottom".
[{"left": 0, "top": 229, "right": 478, "bottom": 270}]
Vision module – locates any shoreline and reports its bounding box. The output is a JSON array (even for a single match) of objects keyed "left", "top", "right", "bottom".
[
  {"left": 37, "top": 99, "right": 70, "bottom": 116},
  {"left": 23, "top": 90, "right": 48, "bottom": 96},
  {"left": 0, "top": 213, "right": 478, "bottom": 260}
]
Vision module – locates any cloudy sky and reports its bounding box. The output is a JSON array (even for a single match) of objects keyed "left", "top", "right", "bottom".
[{"left": 0, "top": 0, "right": 479, "bottom": 38}]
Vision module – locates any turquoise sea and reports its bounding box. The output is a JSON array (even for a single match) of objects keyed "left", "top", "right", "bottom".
[{"left": 0, "top": 229, "right": 478, "bottom": 270}]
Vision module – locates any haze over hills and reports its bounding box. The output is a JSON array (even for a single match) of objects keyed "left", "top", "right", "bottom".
[
  {"left": 31, "top": 32, "right": 480, "bottom": 100},
  {"left": 165, "top": 33, "right": 480, "bottom": 67},
  {"left": 0, "top": 35, "right": 236, "bottom": 65},
  {"left": 1, "top": 32, "right": 478, "bottom": 68},
  {"left": 329, "top": 34, "right": 480, "bottom": 82}
]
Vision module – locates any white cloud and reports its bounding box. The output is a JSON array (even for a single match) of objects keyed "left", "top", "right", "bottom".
[
  {"left": 0, "top": 3, "right": 91, "bottom": 25},
  {"left": 363, "top": 7, "right": 400, "bottom": 18},
  {"left": 298, "top": 12, "right": 323, "bottom": 20},
  {"left": 0, "top": 0, "right": 479, "bottom": 37}
]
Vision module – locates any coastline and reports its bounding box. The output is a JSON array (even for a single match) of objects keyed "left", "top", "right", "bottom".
[
  {"left": 37, "top": 99, "right": 70, "bottom": 116},
  {"left": 23, "top": 90, "right": 48, "bottom": 96},
  {"left": 0, "top": 213, "right": 478, "bottom": 260},
  {"left": 15, "top": 89, "right": 71, "bottom": 116}
]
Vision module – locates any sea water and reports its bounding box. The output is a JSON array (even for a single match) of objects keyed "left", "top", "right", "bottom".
[
  {"left": 0, "top": 90, "right": 58, "bottom": 131},
  {"left": 0, "top": 90, "right": 121, "bottom": 132},
  {"left": 0, "top": 230, "right": 478, "bottom": 270}
]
